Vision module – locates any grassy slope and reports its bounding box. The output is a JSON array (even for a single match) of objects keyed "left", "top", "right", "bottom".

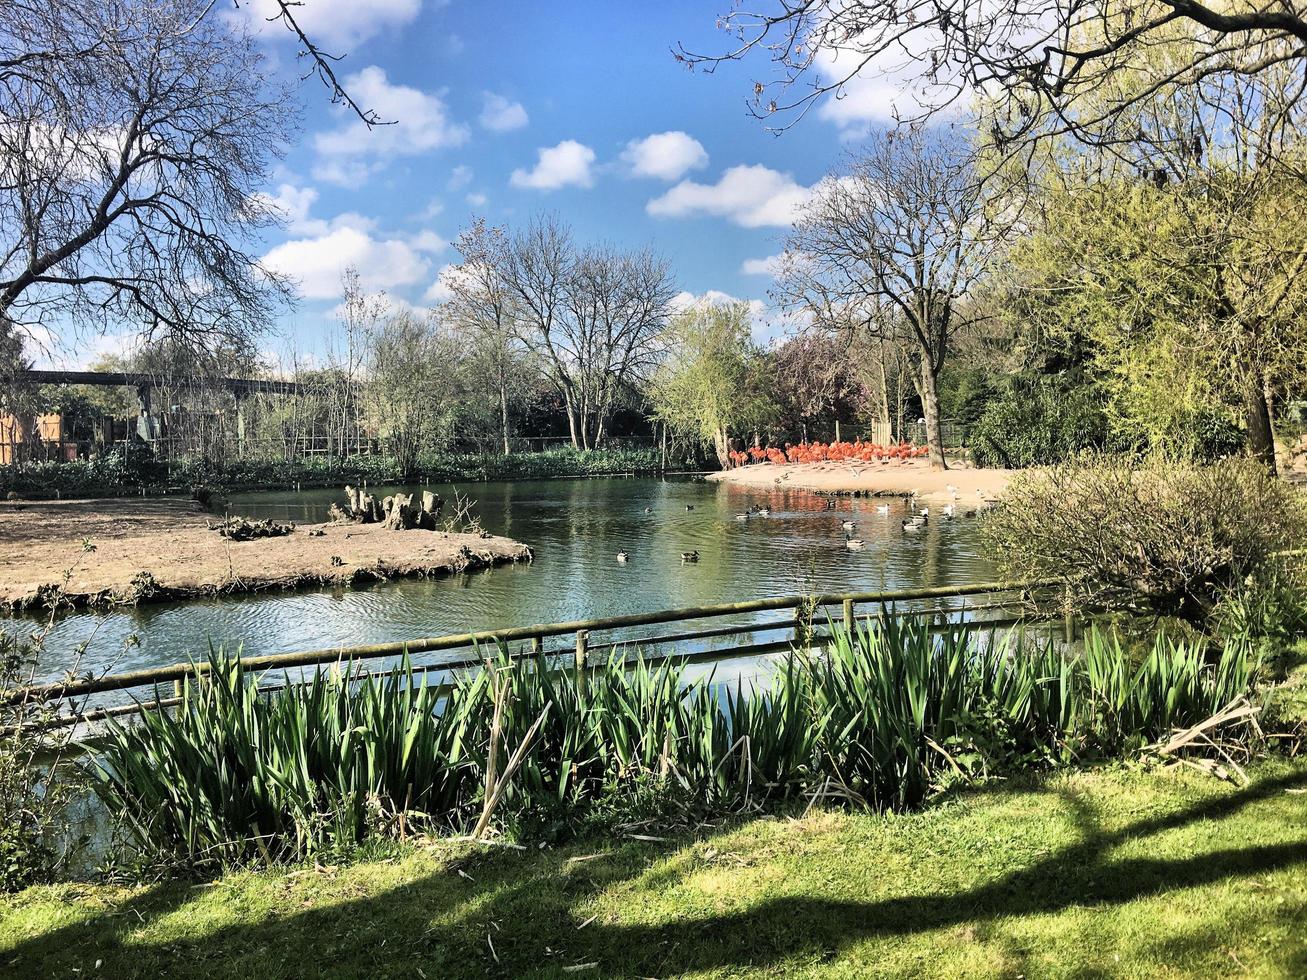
[{"left": 3, "top": 761, "right": 1305, "bottom": 979}]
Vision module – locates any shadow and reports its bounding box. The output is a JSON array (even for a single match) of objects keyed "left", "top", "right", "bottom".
[{"left": 4, "top": 767, "right": 1305, "bottom": 978}]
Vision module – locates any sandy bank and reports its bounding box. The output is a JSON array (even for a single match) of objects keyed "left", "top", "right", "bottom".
[
  {"left": 0, "top": 497, "right": 532, "bottom": 613},
  {"left": 706, "top": 459, "right": 1012, "bottom": 505}
]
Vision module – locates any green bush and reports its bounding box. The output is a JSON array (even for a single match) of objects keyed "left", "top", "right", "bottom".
[
  {"left": 0, "top": 445, "right": 684, "bottom": 500},
  {"left": 93, "top": 616, "right": 1261, "bottom": 867},
  {"left": 983, "top": 456, "right": 1307, "bottom": 620},
  {"left": 0, "top": 631, "right": 81, "bottom": 891},
  {"left": 969, "top": 373, "right": 1113, "bottom": 468}
]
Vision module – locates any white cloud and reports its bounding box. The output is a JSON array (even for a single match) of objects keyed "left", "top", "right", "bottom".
[
  {"left": 670, "top": 290, "right": 786, "bottom": 343},
  {"left": 466, "top": 192, "right": 488, "bottom": 207},
  {"left": 740, "top": 252, "right": 785, "bottom": 276},
  {"left": 23, "top": 327, "right": 141, "bottom": 370},
  {"left": 424, "top": 263, "right": 461, "bottom": 303},
  {"left": 232, "top": 0, "right": 421, "bottom": 51},
  {"left": 313, "top": 67, "right": 468, "bottom": 182},
  {"left": 263, "top": 226, "right": 432, "bottom": 300},
  {"left": 809, "top": 31, "right": 954, "bottom": 138},
  {"left": 253, "top": 183, "right": 379, "bottom": 238},
  {"left": 410, "top": 230, "right": 447, "bottom": 253},
  {"left": 621, "top": 131, "right": 708, "bottom": 181},
  {"left": 479, "top": 93, "right": 528, "bottom": 132},
  {"left": 310, "top": 158, "right": 375, "bottom": 188},
  {"left": 448, "top": 165, "right": 474, "bottom": 190},
  {"left": 647, "top": 165, "right": 813, "bottom": 228},
  {"left": 509, "top": 140, "right": 596, "bottom": 191}
]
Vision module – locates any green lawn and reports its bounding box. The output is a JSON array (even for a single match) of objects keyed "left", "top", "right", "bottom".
[{"left": 3, "top": 761, "right": 1305, "bottom": 979}]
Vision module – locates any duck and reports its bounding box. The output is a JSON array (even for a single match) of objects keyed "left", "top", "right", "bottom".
[
  {"left": 942, "top": 504, "right": 955, "bottom": 519},
  {"left": 919, "top": 507, "right": 930, "bottom": 521},
  {"left": 841, "top": 520, "right": 857, "bottom": 532},
  {"left": 902, "top": 520, "right": 922, "bottom": 533},
  {"left": 758, "top": 507, "right": 771, "bottom": 517},
  {"left": 844, "top": 537, "right": 865, "bottom": 550},
  {"left": 735, "top": 512, "right": 750, "bottom": 522},
  {"left": 685, "top": 504, "right": 695, "bottom": 511},
  {"left": 616, "top": 551, "right": 630, "bottom": 563},
  {"left": 680, "top": 550, "right": 700, "bottom": 563},
  {"left": 644, "top": 506, "right": 654, "bottom": 514}
]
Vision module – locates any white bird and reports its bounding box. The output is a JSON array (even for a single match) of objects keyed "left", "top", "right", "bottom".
[
  {"left": 919, "top": 507, "right": 930, "bottom": 520},
  {"left": 942, "top": 504, "right": 955, "bottom": 519},
  {"left": 946, "top": 484, "right": 957, "bottom": 494},
  {"left": 735, "top": 513, "right": 749, "bottom": 522},
  {"left": 841, "top": 520, "right": 857, "bottom": 532},
  {"left": 875, "top": 504, "right": 889, "bottom": 515},
  {"left": 758, "top": 507, "right": 771, "bottom": 517},
  {"left": 902, "top": 520, "right": 921, "bottom": 533},
  {"left": 616, "top": 551, "right": 630, "bottom": 563},
  {"left": 845, "top": 537, "right": 865, "bottom": 550}
]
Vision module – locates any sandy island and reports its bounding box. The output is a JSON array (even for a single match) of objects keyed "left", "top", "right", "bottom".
[
  {"left": 0, "top": 497, "right": 532, "bottom": 612},
  {"left": 706, "top": 458, "right": 1013, "bottom": 505}
]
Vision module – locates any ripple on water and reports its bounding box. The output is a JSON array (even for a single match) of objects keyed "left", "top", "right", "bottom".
[{"left": 21, "top": 477, "right": 994, "bottom": 680}]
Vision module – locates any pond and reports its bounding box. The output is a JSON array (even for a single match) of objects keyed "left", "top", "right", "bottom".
[{"left": 25, "top": 477, "right": 995, "bottom": 682}]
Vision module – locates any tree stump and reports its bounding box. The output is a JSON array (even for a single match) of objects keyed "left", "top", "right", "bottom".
[{"left": 335, "top": 486, "right": 442, "bottom": 529}]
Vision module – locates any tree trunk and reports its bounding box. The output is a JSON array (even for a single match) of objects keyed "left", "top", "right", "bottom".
[
  {"left": 712, "top": 428, "right": 730, "bottom": 469},
  {"left": 919, "top": 357, "right": 948, "bottom": 471},
  {"left": 498, "top": 378, "right": 510, "bottom": 455},
  {"left": 1245, "top": 371, "right": 1277, "bottom": 474},
  {"left": 877, "top": 352, "right": 892, "bottom": 431}
]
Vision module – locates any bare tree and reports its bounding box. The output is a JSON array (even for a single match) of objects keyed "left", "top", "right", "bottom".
[
  {"left": 564, "top": 244, "right": 676, "bottom": 448},
  {"left": 504, "top": 216, "right": 675, "bottom": 449},
  {"left": 367, "top": 310, "right": 460, "bottom": 476},
  {"left": 683, "top": 1, "right": 1307, "bottom": 160},
  {"left": 0, "top": 0, "right": 294, "bottom": 366},
  {"left": 443, "top": 220, "right": 522, "bottom": 454},
  {"left": 327, "top": 269, "right": 384, "bottom": 458},
  {"left": 780, "top": 129, "right": 1003, "bottom": 469}
]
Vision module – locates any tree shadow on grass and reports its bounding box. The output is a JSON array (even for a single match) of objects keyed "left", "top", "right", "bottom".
[{"left": 5, "top": 767, "right": 1306, "bottom": 978}]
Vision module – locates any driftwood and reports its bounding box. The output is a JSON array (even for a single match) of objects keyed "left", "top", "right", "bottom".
[
  {"left": 209, "top": 517, "right": 295, "bottom": 541},
  {"left": 334, "top": 485, "right": 442, "bottom": 530}
]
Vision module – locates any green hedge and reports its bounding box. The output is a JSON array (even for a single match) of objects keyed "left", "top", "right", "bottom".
[{"left": 0, "top": 446, "right": 689, "bottom": 499}]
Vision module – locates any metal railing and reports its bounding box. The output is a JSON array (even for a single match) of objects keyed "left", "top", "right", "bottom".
[{"left": 6, "top": 578, "right": 1062, "bottom": 730}]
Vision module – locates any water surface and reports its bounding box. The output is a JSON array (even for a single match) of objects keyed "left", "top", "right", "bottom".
[{"left": 24, "top": 477, "right": 993, "bottom": 681}]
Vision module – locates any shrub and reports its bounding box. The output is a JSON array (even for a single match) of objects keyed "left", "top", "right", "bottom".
[
  {"left": 0, "top": 631, "right": 82, "bottom": 891},
  {"left": 982, "top": 456, "right": 1307, "bottom": 619},
  {"left": 969, "top": 373, "right": 1113, "bottom": 468},
  {"left": 0, "top": 445, "right": 686, "bottom": 500},
  {"left": 92, "top": 616, "right": 1261, "bottom": 867}
]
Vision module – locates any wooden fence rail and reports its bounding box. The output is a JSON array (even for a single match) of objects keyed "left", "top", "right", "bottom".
[{"left": 6, "top": 578, "right": 1061, "bottom": 714}]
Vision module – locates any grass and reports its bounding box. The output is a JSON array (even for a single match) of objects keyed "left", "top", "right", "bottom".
[{"left": 2, "top": 760, "right": 1305, "bottom": 978}]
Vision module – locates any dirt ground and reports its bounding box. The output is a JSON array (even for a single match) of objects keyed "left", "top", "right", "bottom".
[
  {"left": 0, "top": 497, "right": 532, "bottom": 612},
  {"left": 705, "top": 459, "right": 1013, "bottom": 505}
]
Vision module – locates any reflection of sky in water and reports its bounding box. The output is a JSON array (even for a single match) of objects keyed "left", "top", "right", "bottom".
[{"left": 20, "top": 477, "right": 995, "bottom": 683}]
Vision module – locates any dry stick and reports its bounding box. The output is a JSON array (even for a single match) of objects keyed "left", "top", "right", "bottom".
[
  {"left": 471, "top": 697, "right": 553, "bottom": 842},
  {"left": 477, "top": 668, "right": 508, "bottom": 834}
]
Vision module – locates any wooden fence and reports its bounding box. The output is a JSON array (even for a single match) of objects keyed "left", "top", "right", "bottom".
[{"left": 6, "top": 577, "right": 1062, "bottom": 730}]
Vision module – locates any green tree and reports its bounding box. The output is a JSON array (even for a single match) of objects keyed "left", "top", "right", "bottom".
[{"left": 648, "top": 303, "right": 775, "bottom": 467}]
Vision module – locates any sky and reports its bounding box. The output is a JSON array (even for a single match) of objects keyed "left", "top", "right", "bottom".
[{"left": 45, "top": 0, "right": 904, "bottom": 368}]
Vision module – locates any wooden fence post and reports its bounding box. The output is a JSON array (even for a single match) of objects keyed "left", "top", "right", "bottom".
[
  {"left": 842, "top": 598, "right": 855, "bottom": 634},
  {"left": 574, "top": 629, "right": 589, "bottom": 687}
]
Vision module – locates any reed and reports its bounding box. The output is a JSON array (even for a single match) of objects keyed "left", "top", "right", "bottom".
[{"left": 90, "top": 618, "right": 1261, "bottom": 866}]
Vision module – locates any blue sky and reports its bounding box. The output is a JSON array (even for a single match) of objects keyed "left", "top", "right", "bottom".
[{"left": 129, "top": 1, "right": 893, "bottom": 366}]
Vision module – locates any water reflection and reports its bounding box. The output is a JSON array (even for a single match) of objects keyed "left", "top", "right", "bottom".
[{"left": 22, "top": 477, "right": 994, "bottom": 680}]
